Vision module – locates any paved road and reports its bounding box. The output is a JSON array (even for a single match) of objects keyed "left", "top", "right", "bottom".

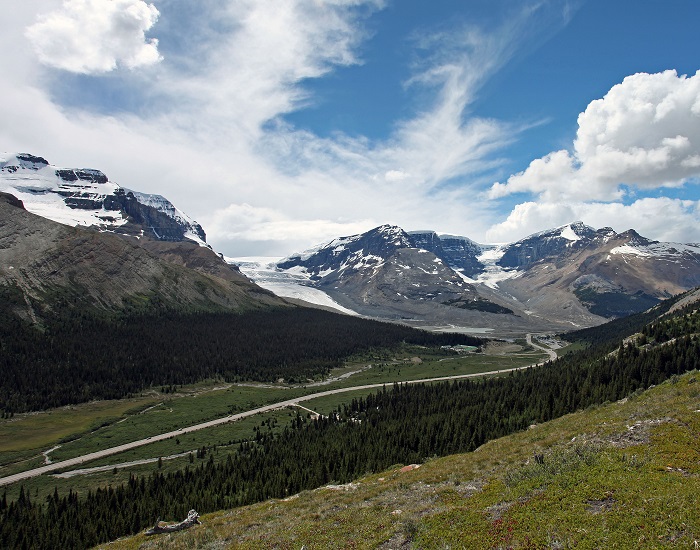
[
  {"left": 526, "top": 333, "right": 558, "bottom": 362},
  {"left": 0, "top": 337, "right": 555, "bottom": 487}
]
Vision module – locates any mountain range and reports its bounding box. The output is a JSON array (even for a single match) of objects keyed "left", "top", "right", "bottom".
[
  {"left": 3, "top": 152, "right": 700, "bottom": 333},
  {"left": 269, "top": 221, "right": 700, "bottom": 333}
]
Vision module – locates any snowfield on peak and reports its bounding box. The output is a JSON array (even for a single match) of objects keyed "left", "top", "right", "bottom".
[
  {"left": 559, "top": 225, "right": 582, "bottom": 242},
  {"left": 519, "top": 221, "right": 594, "bottom": 243},
  {"left": 0, "top": 152, "right": 207, "bottom": 246},
  {"left": 1, "top": 152, "right": 129, "bottom": 229},
  {"left": 458, "top": 245, "right": 521, "bottom": 289},
  {"left": 126, "top": 190, "right": 206, "bottom": 246},
  {"left": 610, "top": 241, "right": 700, "bottom": 258}
]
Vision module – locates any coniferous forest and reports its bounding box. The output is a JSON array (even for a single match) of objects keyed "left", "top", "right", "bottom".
[
  {"left": 0, "top": 304, "right": 482, "bottom": 413},
  {"left": 2, "top": 301, "right": 699, "bottom": 549}
]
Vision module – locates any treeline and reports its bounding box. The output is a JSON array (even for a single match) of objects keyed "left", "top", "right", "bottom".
[
  {"left": 0, "top": 305, "right": 482, "bottom": 413},
  {"left": 3, "top": 309, "right": 700, "bottom": 549}
]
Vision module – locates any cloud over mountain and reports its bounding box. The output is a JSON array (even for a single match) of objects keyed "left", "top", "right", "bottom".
[
  {"left": 3, "top": 2, "right": 700, "bottom": 255},
  {"left": 487, "top": 70, "right": 700, "bottom": 243}
]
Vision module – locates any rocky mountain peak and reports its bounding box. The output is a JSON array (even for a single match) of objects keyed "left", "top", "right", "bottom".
[
  {"left": 497, "top": 222, "right": 597, "bottom": 269},
  {"left": 10, "top": 153, "right": 49, "bottom": 171},
  {"left": 278, "top": 224, "right": 414, "bottom": 277},
  {"left": 0, "top": 152, "right": 206, "bottom": 245},
  {"left": 617, "top": 228, "right": 654, "bottom": 247}
]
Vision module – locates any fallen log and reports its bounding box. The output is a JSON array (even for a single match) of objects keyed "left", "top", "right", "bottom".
[{"left": 145, "top": 509, "right": 201, "bottom": 535}]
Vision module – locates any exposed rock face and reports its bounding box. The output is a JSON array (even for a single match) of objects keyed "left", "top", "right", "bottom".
[
  {"left": 273, "top": 221, "right": 700, "bottom": 331},
  {"left": 278, "top": 225, "right": 414, "bottom": 278},
  {"left": 494, "top": 223, "right": 700, "bottom": 320},
  {"left": 56, "top": 168, "right": 109, "bottom": 184},
  {"left": 317, "top": 247, "right": 478, "bottom": 306},
  {"left": 498, "top": 221, "right": 598, "bottom": 269},
  {"left": 276, "top": 225, "right": 530, "bottom": 331},
  {"left": 408, "top": 231, "right": 484, "bottom": 277},
  {"left": 102, "top": 189, "right": 207, "bottom": 242},
  {"left": 13, "top": 153, "right": 49, "bottom": 169},
  {"left": 0, "top": 191, "right": 24, "bottom": 209}
]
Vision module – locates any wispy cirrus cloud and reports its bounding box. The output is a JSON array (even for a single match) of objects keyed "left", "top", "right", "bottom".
[
  {"left": 252, "top": 2, "right": 573, "bottom": 195},
  {"left": 4, "top": 0, "right": 578, "bottom": 255}
]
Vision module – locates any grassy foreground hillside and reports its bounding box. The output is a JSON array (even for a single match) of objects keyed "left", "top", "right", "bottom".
[{"left": 101, "top": 369, "right": 700, "bottom": 549}]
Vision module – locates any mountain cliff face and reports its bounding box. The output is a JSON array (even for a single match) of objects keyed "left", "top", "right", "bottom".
[
  {"left": 278, "top": 225, "right": 414, "bottom": 277},
  {"left": 0, "top": 153, "right": 205, "bottom": 245},
  {"left": 5, "top": 153, "right": 699, "bottom": 331},
  {"left": 493, "top": 222, "right": 700, "bottom": 320},
  {"left": 497, "top": 221, "right": 600, "bottom": 269},
  {"left": 278, "top": 226, "right": 476, "bottom": 304},
  {"left": 408, "top": 231, "right": 484, "bottom": 277}
]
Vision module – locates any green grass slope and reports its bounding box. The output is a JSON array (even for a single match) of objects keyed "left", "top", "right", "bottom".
[{"left": 101, "top": 369, "right": 700, "bottom": 549}]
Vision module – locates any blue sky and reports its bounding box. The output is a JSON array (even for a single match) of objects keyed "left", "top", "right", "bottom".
[{"left": 1, "top": 0, "right": 700, "bottom": 255}]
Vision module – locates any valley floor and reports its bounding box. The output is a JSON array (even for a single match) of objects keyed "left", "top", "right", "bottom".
[
  {"left": 0, "top": 340, "right": 549, "bottom": 495},
  {"left": 0, "top": 361, "right": 547, "bottom": 489}
]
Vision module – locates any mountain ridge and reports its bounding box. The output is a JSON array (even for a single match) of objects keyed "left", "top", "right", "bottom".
[
  {"left": 0, "top": 189, "right": 285, "bottom": 321},
  {"left": 269, "top": 221, "right": 700, "bottom": 331},
  {"left": 5, "top": 151, "right": 700, "bottom": 331}
]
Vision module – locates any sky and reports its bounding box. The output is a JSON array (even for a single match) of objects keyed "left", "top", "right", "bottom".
[{"left": 2, "top": 0, "right": 700, "bottom": 256}]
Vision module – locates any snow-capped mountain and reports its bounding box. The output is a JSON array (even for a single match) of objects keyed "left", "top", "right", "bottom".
[
  {"left": 268, "top": 222, "right": 700, "bottom": 331},
  {"left": 278, "top": 224, "right": 414, "bottom": 278},
  {"left": 273, "top": 225, "right": 534, "bottom": 333},
  {"left": 497, "top": 221, "right": 600, "bottom": 269},
  {"left": 0, "top": 153, "right": 285, "bottom": 314},
  {"left": 0, "top": 153, "right": 205, "bottom": 245}
]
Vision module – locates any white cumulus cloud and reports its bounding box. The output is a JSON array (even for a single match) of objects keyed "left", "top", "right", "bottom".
[
  {"left": 487, "top": 70, "right": 700, "bottom": 244},
  {"left": 25, "top": 0, "right": 161, "bottom": 74},
  {"left": 490, "top": 70, "right": 700, "bottom": 201}
]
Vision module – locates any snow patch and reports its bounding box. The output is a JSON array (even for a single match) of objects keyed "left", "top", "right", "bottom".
[
  {"left": 472, "top": 245, "right": 521, "bottom": 289},
  {"left": 610, "top": 242, "right": 700, "bottom": 258},
  {"left": 560, "top": 225, "right": 581, "bottom": 242},
  {"left": 610, "top": 245, "right": 652, "bottom": 257}
]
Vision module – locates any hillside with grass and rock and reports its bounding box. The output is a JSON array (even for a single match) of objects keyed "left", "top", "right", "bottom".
[{"left": 98, "top": 368, "right": 700, "bottom": 549}]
